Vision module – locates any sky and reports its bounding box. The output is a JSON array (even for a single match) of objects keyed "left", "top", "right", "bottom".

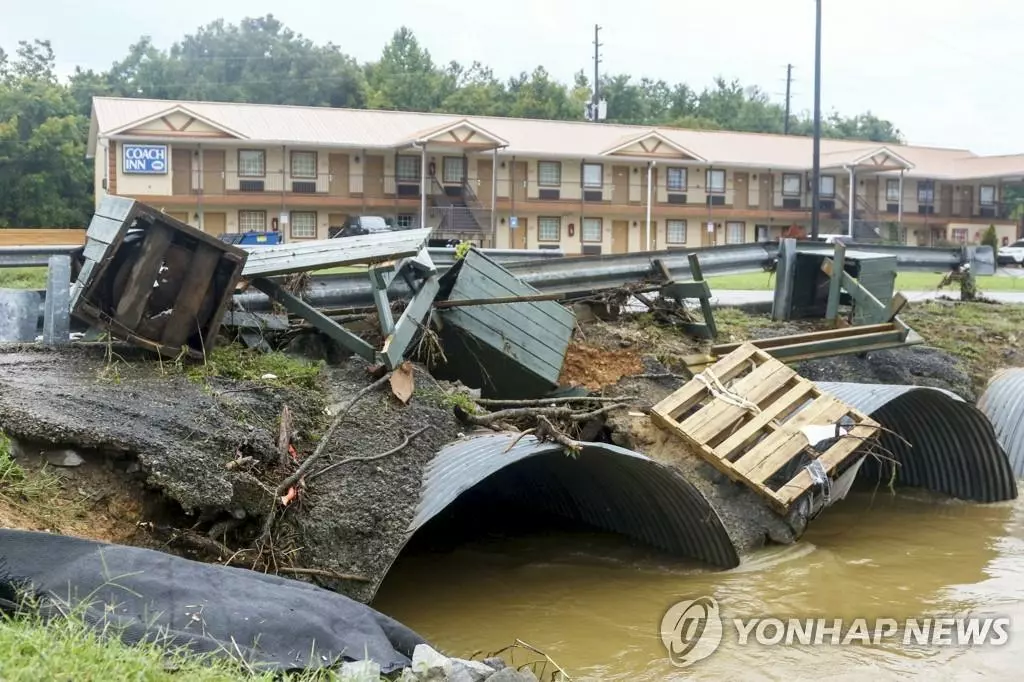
[{"left": 2, "top": 0, "right": 1021, "bottom": 155}]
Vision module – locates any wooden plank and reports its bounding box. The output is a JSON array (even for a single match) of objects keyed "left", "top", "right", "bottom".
[
  {"left": 250, "top": 277, "right": 376, "bottom": 361},
  {"left": 825, "top": 242, "right": 846, "bottom": 323},
  {"left": 379, "top": 275, "right": 441, "bottom": 369},
  {"left": 774, "top": 422, "right": 880, "bottom": 505},
  {"left": 453, "top": 250, "right": 575, "bottom": 329},
  {"left": 660, "top": 281, "right": 712, "bottom": 300},
  {"left": 715, "top": 382, "right": 818, "bottom": 459},
  {"left": 712, "top": 323, "right": 897, "bottom": 354},
  {"left": 652, "top": 343, "right": 761, "bottom": 419},
  {"left": 688, "top": 253, "right": 717, "bottom": 339},
  {"left": 887, "top": 293, "right": 908, "bottom": 321},
  {"left": 731, "top": 394, "right": 845, "bottom": 476},
  {"left": 681, "top": 361, "right": 796, "bottom": 441},
  {"left": 115, "top": 224, "right": 174, "bottom": 330},
  {"left": 737, "top": 398, "right": 854, "bottom": 484},
  {"left": 160, "top": 244, "right": 222, "bottom": 349}
]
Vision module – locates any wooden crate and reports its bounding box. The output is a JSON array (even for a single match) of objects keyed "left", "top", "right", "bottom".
[
  {"left": 651, "top": 342, "right": 880, "bottom": 513},
  {"left": 70, "top": 196, "right": 246, "bottom": 357}
]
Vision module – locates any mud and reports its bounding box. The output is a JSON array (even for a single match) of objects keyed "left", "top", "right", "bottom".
[
  {"left": 283, "top": 362, "right": 463, "bottom": 603},
  {"left": 558, "top": 342, "right": 644, "bottom": 390}
]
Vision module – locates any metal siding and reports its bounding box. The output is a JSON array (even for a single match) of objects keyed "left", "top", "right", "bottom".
[
  {"left": 818, "top": 382, "right": 1017, "bottom": 502},
  {"left": 240, "top": 229, "right": 432, "bottom": 277},
  {"left": 409, "top": 433, "right": 740, "bottom": 569},
  {"left": 978, "top": 369, "right": 1024, "bottom": 477}
]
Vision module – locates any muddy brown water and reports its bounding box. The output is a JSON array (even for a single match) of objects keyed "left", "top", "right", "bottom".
[{"left": 374, "top": 491, "right": 1024, "bottom": 680}]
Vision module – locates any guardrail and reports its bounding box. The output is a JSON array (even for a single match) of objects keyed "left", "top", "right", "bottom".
[{"left": 3, "top": 240, "right": 994, "bottom": 340}]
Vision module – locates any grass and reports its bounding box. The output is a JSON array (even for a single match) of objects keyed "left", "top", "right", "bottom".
[
  {"left": 0, "top": 267, "right": 46, "bottom": 289},
  {"left": 707, "top": 270, "right": 1024, "bottom": 292},
  {"left": 0, "top": 610, "right": 340, "bottom": 682},
  {"left": 900, "top": 300, "right": 1024, "bottom": 392},
  {"left": 0, "top": 432, "right": 62, "bottom": 509},
  {"left": 182, "top": 344, "right": 324, "bottom": 391}
]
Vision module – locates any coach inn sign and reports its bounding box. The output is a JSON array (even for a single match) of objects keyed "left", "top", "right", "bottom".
[{"left": 122, "top": 144, "right": 168, "bottom": 174}]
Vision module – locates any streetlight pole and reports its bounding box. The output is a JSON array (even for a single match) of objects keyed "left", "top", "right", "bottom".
[{"left": 810, "top": 0, "right": 822, "bottom": 239}]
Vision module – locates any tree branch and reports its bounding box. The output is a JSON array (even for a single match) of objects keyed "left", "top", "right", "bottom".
[
  {"left": 274, "top": 371, "right": 392, "bottom": 495},
  {"left": 308, "top": 425, "right": 430, "bottom": 482}
]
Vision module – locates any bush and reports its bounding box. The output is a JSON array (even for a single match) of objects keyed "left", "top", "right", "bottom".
[{"left": 982, "top": 225, "right": 999, "bottom": 257}]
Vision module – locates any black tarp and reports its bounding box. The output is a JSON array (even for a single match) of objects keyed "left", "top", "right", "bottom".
[{"left": 0, "top": 530, "right": 424, "bottom": 673}]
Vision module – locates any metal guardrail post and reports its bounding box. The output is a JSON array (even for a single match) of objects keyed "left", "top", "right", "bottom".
[
  {"left": 772, "top": 239, "right": 797, "bottom": 321},
  {"left": 42, "top": 254, "right": 71, "bottom": 345}
]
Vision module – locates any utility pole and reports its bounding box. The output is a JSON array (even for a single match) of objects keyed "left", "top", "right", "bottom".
[
  {"left": 784, "top": 64, "right": 793, "bottom": 135},
  {"left": 591, "top": 24, "right": 602, "bottom": 122},
  {"left": 810, "top": 0, "right": 823, "bottom": 238}
]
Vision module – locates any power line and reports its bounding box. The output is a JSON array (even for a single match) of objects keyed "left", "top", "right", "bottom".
[{"left": 589, "top": 24, "right": 603, "bottom": 122}]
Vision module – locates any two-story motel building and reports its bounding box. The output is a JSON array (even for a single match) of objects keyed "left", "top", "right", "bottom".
[{"left": 87, "top": 96, "right": 1024, "bottom": 252}]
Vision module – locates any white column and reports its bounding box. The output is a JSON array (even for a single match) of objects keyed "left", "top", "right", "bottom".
[
  {"left": 491, "top": 147, "right": 498, "bottom": 247},
  {"left": 897, "top": 169, "right": 904, "bottom": 228},
  {"left": 645, "top": 161, "right": 654, "bottom": 251},
  {"left": 419, "top": 144, "right": 427, "bottom": 229},
  {"left": 847, "top": 166, "right": 855, "bottom": 238}
]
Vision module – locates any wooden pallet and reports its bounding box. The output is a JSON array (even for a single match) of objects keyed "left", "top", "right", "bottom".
[{"left": 651, "top": 342, "right": 880, "bottom": 514}]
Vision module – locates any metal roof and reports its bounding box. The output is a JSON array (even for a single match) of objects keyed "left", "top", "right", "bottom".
[
  {"left": 88, "top": 96, "right": 1024, "bottom": 179},
  {"left": 407, "top": 432, "right": 740, "bottom": 569},
  {"left": 818, "top": 382, "right": 1017, "bottom": 502},
  {"left": 977, "top": 369, "right": 1024, "bottom": 478}
]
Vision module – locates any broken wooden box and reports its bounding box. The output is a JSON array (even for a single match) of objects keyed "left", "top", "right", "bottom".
[
  {"left": 430, "top": 248, "right": 575, "bottom": 399},
  {"left": 652, "top": 342, "right": 881, "bottom": 514},
  {"left": 70, "top": 196, "right": 247, "bottom": 357}
]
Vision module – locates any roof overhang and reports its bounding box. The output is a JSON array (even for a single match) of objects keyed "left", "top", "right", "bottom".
[
  {"left": 401, "top": 118, "right": 508, "bottom": 150},
  {"left": 601, "top": 129, "right": 706, "bottom": 162},
  {"left": 821, "top": 146, "right": 915, "bottom": 173},
  {"left": 102, "top": 105, "right": 248, "bottom": 140}
]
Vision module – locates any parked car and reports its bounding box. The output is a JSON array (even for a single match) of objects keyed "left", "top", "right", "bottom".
[
  {"left": 997, "top": 239, "right": 1024, "bottom": 266},
  {"left": 329, "top": 216, "right": 397, "bottom": 238}
]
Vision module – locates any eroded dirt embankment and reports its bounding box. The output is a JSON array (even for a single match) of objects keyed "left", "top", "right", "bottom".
[{"left": 0, "top": 344, "right": 461, "bottom": 603}]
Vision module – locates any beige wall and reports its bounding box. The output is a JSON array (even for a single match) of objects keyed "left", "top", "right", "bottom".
[{"left": 115, "top": 141, "right": 174, "bottom": 195}]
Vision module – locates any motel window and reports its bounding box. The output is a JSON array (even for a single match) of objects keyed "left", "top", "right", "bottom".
[
  {"left": 290, "top": 151, "right": 317, "bottom": 179},
  {"left": 917, "top": 180, "right": 935, "bottom": 205},
  {"left": 980, "top": 185, "right": 997, "bottom": 206},
  {"left": 952, "top": 228, "right": 968, "bottom": 244},
  {"left": 782, "top": 173, "right": 802, "bottom": 197},
  {"left": 397, "top": 156, "right": 421, "bottom": 182},
  {"left": 667, "top": 168, "right": 687, "bottom": 192},
  {"left": 581, "top": 217, "right": 602, "bottom": 242},
  {"left": 443, "top": 156, "right": 465, "bottom": 184},
  {"left": 666, "top": 219, "right": 687, "bottom": 245},
  {"left": 238, "top": 210, "right": 266, "bottom": 232},
  {"left": 819, "top": 175, "right": 835, "bottom": 198},
  {"left": 538, "top": 161, "right": 562, "bottom": 187},
  {"left": 886, "top": 179, "right": 901, "bottom": 202},
  {"left": 582, "top": 163, "right": 603, "bottom": 189},
  {"left": 396, "top": 214, "right": 415, "bottom": 228},
  {"left": 238, "top": 150, "right": 265, "bottom": 177},
  {"left": 726, "top": 221, "right": 745, "bottom": 244},
  {"left": 290, "top": 211, "right": 317, "bottom": 239},
  {"left": 706, "top": 169, "right": 726, "bottom": 193},
  {"left": 538, "top": 216, "right": 561, "bottom": 242}
]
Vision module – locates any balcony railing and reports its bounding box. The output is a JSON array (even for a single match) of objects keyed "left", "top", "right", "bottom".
[{"left": 148, "top": 171, "right": 1019, "bottom": 222}]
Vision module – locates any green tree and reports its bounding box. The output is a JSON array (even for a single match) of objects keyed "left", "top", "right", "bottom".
[
  {"left": 982, "top": 224, "right": 999, "bottom": 255},
  {"left": 366, "top": 27, "right": 449, "bottom": 111},
  {"left": 0, "top": 40, "right": 92, "bottom": 227}
]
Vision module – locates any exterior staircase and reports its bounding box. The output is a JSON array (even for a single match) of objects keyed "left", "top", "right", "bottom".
[{"left": 427, "top": 173, "right": 491, "bottom": 239}]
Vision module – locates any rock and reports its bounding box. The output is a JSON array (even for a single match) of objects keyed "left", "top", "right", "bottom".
[
  {"left": 448, "top": 658, "right": 497, "bottom": 682},
  {"left": 411, "top": 643, "right": 449, "bottom": 679},
  {"left": 482, "top": 657, "right": 507, "bottom": 671},
  {"left": 125, "top": 461, "right": 142, "bottom": 474},
  {"left": 44, "top": 449, "right": 84, "bottom": 468},
  {"left": 337, "top": 659, "right": 381, "bottom": 681},
  {"left": 486, "top": 668, "right": 540, "bottom": 682}
]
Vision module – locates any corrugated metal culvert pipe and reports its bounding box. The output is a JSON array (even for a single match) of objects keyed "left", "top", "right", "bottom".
[
  {"left": 977, "top": 368, "right": 1024, "bottom": 478},
  {"left": 819, "top": 383, "right": 1017, "bottom": 502},
  {"left": 402, "top": 433, "right": 740, "bottom": 570}
]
